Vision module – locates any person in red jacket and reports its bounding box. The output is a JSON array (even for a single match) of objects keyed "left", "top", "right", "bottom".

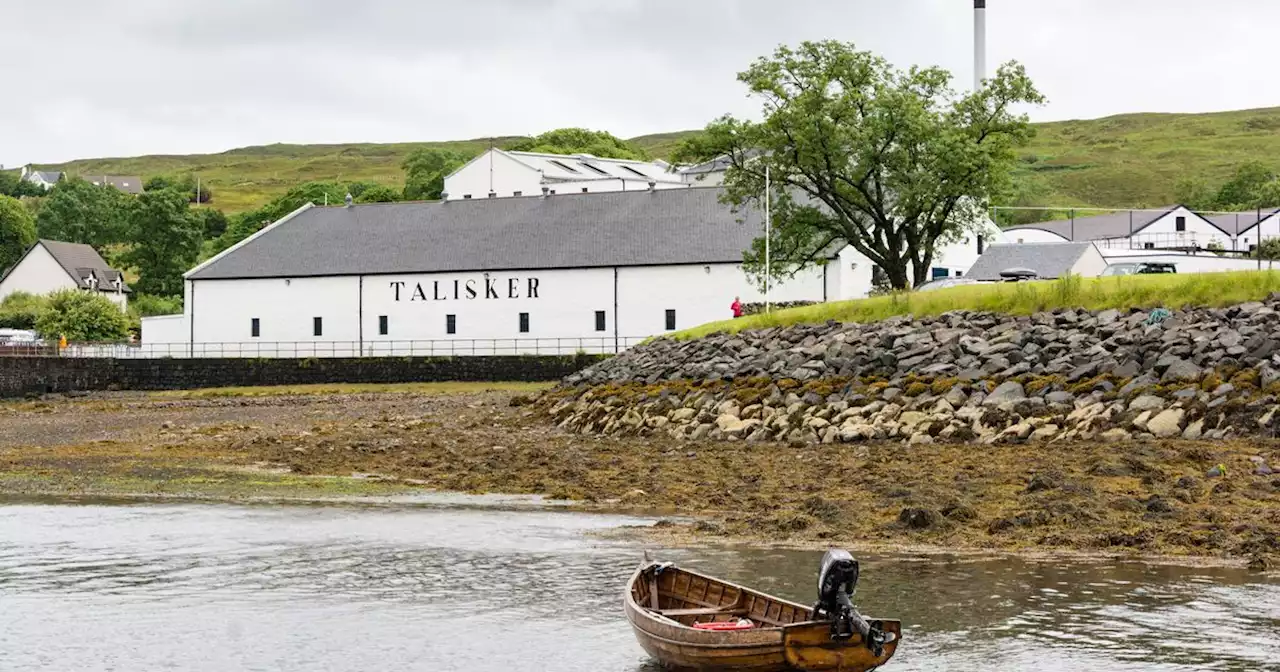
[{"left": 731, "top": 296, "right": 743, "bottom": 318}]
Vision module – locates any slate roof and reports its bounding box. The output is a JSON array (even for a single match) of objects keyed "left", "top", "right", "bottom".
[
  {"left": 1204, "top": 208, "right": 1280, "bottom": 236},
  {"left": 28, "top": 170, "right": 63, "bottom": 184},
  {"left": 964, "top": 242, "right": 1096, "bottom": 281},
  {"left": 1003, "top": 207, "right": 1182, "bottom": 242},
  {"left": 80, "top": 175, "right": 145, "bottom": 194},
  {"left": 38, "top": 240, "right": 130, "bottom": 292},
  {"left": 188, "top": 187, "right": 805, "bottom": 280}
]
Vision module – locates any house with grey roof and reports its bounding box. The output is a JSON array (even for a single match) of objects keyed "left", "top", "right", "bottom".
[
  {"left": 0, "top": 240, "right": 130, "bottom": 311},
  {"left": 964, "top": 242, "right": 1107, "bottom": 281},
  {"left": 142, "top": 187, "right": 841, "bottom": 353},
  {"left": 19, "top": 166, "right": 63, "bottom": 191},
  {"left": 80, "top": 174, "right": 145, "bottom": 195}
]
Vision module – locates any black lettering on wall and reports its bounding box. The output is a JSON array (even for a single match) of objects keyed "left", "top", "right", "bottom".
[
  {"left": 433, "top": 281, "right": 445, "bottom": 301},
  {"left": 527, "top": 277, "right": 540, "bottom": 298},
  {"left": 485, "top": 278, "right": 499, "bottom": 299},
  {"left": 411, "top": 283, "right": 427, "bottom": 301},
  {"left": 453, "top": 280, "right": 460, "bottom": 300},
  {"left": 508, "top": 278, "right": 519, "bottom": 299},
  {"left": 465, "top": 279, "right": 477, "bottom": 299},
  {"left": 390, "top": 281, "right": 405, "bottom": 301}
]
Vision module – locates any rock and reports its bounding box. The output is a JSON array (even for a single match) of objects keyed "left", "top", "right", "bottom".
[
  {"left": 982, "top": 381, "right": 1026, "bottom": 407},
  {"left": 1182, "top": 419, "right": 1204, "bottom": 441},
  {"left": 1147, "top": 409, "right": 1186, "bottom": 438},
  {"left": 1045, "top": 391, "right": 1075, "bottom": 406},
  {"left": 1100, "top": 428, "right": 1132, "bottom": 442},
  {"left": 1128, "top": 395, "right": 1166, "bottom": 412},
  {"left": 1257, "top": 463, "right": 1275, "bottom": 476},
  {"left": 1145, "top": 495, "right": 1175, "bottom": 514},
  {"left": 1206, "top": 464, "right": 1226, "bottom": 478},
  {"left": 1161, "top": 359, "right": 1203, "bottom": 383},
  {"left": 1030, "top": 424, "right": 1060, "bottom": 441},
  {"left": 907, "top": 432, "right": 934, "bottom": 445},
  {"left": 690, "top": 423, "right": 713, "bottom": 440},
  {"left": 1212, "top": 383, "right": 1235, "bottom": 397},
  {"left": 897, "top": 411, "right": 927, "bottom": 430},
  {"left": 670, "top": 408, "right": 697, "bottom": 423},
  {"left": 715, "top": 414, "right": 741, "bottom": 432},
  {"left": 1026, "top": 471, "right": 1062, "bottom": 493},
  {"left": 944, "top": 387, "right": 968, "bottom": 407},
  {"left": 1000, "top": 422, "right": 1034, "bottom": 442},
  {"left": 161, "top": 421, "right": 175, "bottom": 429},
  {"left": 1132, "top": 410, "right": 1153, "bottom": 431},
  {"left": 897, "top": 508, "right": 941, "bottom": 530}
]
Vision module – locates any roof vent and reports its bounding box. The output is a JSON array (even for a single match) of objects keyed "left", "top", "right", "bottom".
[
  {"left": 488, "top": 191, "right": 497, "bottom": 198},
  {"left": 648, "top": 181, "right": 657, "bottom": 192},
  {"left": 441, "top": 191, "right": 449, "bottom": 201},
  {"left": 541, "top": 186, "right": 550, "bottom": 198},
  {"left": 344, "top": 193, "right": 354, "bottom": 207}
]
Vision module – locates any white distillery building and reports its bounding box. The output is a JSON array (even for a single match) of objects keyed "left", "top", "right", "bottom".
[
  {"left": 443, "top": 149, "right": 687, "bottom": 200},
  {"left": 143, "top": 188, "right": 843, "bottom": 357},
  {"left": 1003, "top": 205, "right": 1280, "bottom": 254},
  {"left": 0, "top": 239, "right": 130, "bottom": 310}
]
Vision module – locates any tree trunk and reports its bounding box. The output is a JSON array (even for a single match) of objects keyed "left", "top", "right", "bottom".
[{"left": 884, "top": 260, "right": 911, "bottom": 291}]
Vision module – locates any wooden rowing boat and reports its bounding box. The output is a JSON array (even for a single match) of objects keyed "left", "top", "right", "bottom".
[{"left": 624, "top": 560, "right": 900, "bottom": 671}]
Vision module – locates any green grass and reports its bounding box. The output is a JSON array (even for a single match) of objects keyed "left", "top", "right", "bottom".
[
  {"left": 26, "top": 106, "right": 1280, "bottom": 214},
  {"left": 149, "top": 381, "right": 552, "bottom": 399},
  {"left": 671, "top": 271, "right": 1280, "bottom": 339}
]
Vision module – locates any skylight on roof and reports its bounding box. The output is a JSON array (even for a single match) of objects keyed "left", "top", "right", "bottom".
[
  {"left": 580, "top": 162, "right": 610, "bottom": 176},
  {"left": 548, "top": 159, "right": 580, "bottom": 174},
  {"left": 620, "top": 165, "right": 649, "bottom": 178}
]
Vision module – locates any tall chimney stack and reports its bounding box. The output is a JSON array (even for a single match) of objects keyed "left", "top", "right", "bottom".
[{"left": 974, "top": 0, "right": 987, "bottom": 90}]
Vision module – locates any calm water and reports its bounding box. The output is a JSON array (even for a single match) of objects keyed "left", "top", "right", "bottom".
[{"left": 1, "top": 498, "right": 1278, "bottom": 671}]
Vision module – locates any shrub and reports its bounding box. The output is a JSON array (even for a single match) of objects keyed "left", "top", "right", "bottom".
[
  {"left": 0, "top": 291, "right": 45, "bottom": 330},
  {"left": 34, "top": 289, "right": 130, "bottom": 342}
]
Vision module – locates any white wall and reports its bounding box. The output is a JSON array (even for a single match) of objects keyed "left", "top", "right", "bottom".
[
  {"left": 190, "top": 276, "right": 361, "bottom": 343},
  {"left": 1125, "top": 206, "right": 1231, "bottom": 250},
  {"left": 443, "top": 151, "right": 543, "bottom": 200},
  {"left": 140, "top": 315, "right": 187, "bottom": 345},
  {"left": 1005, "top": 227, "right": 1070, "bottom": 244},
  {"left": 1237, "top": 215, "right": 1280, "bottom": 252},
  {"left": 1069, "top": 244, "right": 1109, "bottom": 277},
  {"left": 0, "top": 244, "right": 78, "bottom": 301},
  {"left": 1099, "top": 251, "right": 1271, "bottom": 273},
  {"left": 544, "top": 179, "right": 688, "bottom": 194}
]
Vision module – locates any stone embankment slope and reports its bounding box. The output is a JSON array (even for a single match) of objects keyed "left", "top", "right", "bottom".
[{"left": 545, "top": 300, "right": 1280, "bottom": 459}]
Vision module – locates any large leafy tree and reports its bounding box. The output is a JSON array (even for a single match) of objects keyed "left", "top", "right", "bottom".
[
  {"left": 0, "top": 291, "right": 45, "bottom": 330},
  {"left": 691, "top": 41, "right": 1044, "bottom": 289},
  {"left": 402, "top": 149, "right": 470, "bottom": 201},
  {"left": 35, "top": 289, "right": 130, "bottom": 341},
  {"left": 119, "top": 189, "right": 203, "bottom": 296},
  {"left": 505, "top": 128, "right": 647, "bottom": 160},
  {"left": 35, "top": 177, "right": 132, "bottom": 248},
  {"left": 0, "top": 194, "right": 38, "bottom": 271},
  {"left": 0, "top": 171, "right": 46, "bottom": 198}
]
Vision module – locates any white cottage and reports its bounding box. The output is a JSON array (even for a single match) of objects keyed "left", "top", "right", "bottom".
[{"left": 0, "top": 240, "right": 130, "bottom": 310}]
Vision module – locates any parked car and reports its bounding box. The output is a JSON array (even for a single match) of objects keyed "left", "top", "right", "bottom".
[
  {"left": 916, "top": 277, "right": 980, "bottom": 292},
  {"left": 1102, "top": 262, "right": 1177, "bottom": 276}
]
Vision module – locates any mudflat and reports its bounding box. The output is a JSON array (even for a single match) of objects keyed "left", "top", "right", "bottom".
[{"left": 1, "top": 384, "right": 1276, "bottom": 567}]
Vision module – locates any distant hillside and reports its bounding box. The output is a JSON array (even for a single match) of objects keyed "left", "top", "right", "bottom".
[{"left": 27, "top": 106, "right": 1280, "bottom": 214}]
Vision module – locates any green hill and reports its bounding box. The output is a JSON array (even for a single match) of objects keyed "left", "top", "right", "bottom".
[{"left": 24, "top": 106, "right": 1280, "bottom": 214}]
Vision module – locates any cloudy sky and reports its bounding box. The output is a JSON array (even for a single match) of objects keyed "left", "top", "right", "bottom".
[{"left": 3, "top": 0, "right": 1275, "bottom": 167}]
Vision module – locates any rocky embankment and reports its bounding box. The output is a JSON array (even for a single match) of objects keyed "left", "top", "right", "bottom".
[{"left": 546, "top": 300, "right": 1280, "bottom": 463}]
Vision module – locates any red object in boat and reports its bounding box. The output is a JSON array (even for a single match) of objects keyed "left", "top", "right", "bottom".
[{"left": 692, "top": 620, "right": 754, "bottom": 631}]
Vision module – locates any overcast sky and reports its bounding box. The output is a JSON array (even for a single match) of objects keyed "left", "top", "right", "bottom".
[{"left": 3, "top": 0, "right": 1276, "bottom": 167}]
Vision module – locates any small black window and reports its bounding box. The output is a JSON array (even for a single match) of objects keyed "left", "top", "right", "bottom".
[
  {"left": 581, "top": 163, "right": 610, "bottom": 176},
  {"left": 313, "top": 317, "right": 323, "bottom": 337},
  {"left": 463, "top": 194, "right": 472, "bottom": 199},
  {"left": 446, "top": 314, "right": 456, "bottom": 335},
  {"left": 977, "top": 235, "right": 985, "bottom": 255},
  {"left": 1144, "top": 242, "right": 1155, "bottom": 249},
  {"left": 595, "top": 311, "right": 606, "bottom": 332},
  {"left": 250, "top": 318, "right": 260, "bottom": 338},
  {"left": 513, "top": 191, "right": 522, "bottom": 197},
  {"left": 549, "top": 189, "right": 556, "bottom": 195},
  {"left": 1175, "top": 216, "right": 1186, "bottom": 232},
  {"left": 581, "top": 187, "right": 589, "bottom": 193},
  {"left": 665, "top": 309, "right": 676, "bottom": 331},
  {"left": 378, "top": 315, "right": 388, "bottom": 336},
  {"left": 519, "top": 312, "right": 530, "bottom": 333},
  {"left": 621, "top": 165, "right": 649, "bottom": 178}
]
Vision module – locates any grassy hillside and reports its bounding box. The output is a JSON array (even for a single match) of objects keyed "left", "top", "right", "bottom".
[{"left": 26, "top": 106, "right": 1280, "bottom": 214}]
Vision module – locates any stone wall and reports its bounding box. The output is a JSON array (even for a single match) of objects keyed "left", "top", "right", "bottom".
[
  {"left": 0, "top": 354, "right": 606, "bottom": 398},
  {"left": 544, "top": 299, "right": 1280, "bottom": 464}
]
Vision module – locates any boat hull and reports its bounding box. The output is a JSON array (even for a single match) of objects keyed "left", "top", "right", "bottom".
[{"left": 624, "top": 562, "right": 900, "bottom": 671}]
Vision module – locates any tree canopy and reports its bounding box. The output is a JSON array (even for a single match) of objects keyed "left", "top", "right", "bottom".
[
  {"left": 0, "top": 291, "right": 44, "bottom": 330},
  {"left": 119, "top": 189, "right": 204, "bottom": 297},
  {"left": 35, "top": 177, "right": 132, "bottom": 249},
  {"left": 0, "top": 194, "right": 38, "bottom": 272},
  {"left": 0, "top": 171, "right": 46, "bottom": 198},
  {"left": 34, "top": 289, "right": 130, "bottom": 342},
  {"left": 144, "top": 174, "right": 214, "bottom": 204},
  {"left": 402, "top": 149, "right": 471, "bottom": 201},
  {"left": 686, "top": 41, "right": 1044, "bottom": 289},
  {"left": 1176, "top": 162, "right": 1280, "bottom": 212},
  {"left": 505, "top": 128, "right": 648, "bottom": 160}
]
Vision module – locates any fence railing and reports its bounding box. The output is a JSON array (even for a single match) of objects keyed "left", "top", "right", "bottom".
[{"left": 0, "top": 337, "right": 650, "bottom": 359}]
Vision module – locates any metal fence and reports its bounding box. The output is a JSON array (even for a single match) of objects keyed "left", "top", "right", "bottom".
[{"left": 0, "top": 336, "right": 650, "bottom": 359}]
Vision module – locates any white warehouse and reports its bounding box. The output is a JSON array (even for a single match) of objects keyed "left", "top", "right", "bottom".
[
  {"left": 443, "top": 148, "right": 688, "bottom": 200},
  {"left": 143, "top": 188, "right": 839, "bottom": 356}
]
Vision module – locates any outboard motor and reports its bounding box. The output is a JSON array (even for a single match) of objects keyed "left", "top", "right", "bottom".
[{"left": 814, "top": 550, "right": 889, "bottom": 656}]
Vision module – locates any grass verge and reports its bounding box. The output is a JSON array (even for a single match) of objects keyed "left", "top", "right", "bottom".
[{"left": 673, "top": 270, "right": 1280, "bottom": 340}]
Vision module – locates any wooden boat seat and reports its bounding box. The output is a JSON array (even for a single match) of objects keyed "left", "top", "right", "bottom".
[{"left": 654, "top": 606, "right": 749, "bottom": 618}]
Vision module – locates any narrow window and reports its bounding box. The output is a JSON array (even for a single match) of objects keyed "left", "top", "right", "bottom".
[
  {"left": 549, "top": 189, "right": 556, "bottom": 195},
  {"left": 519, "top": 312, "right": 530, "bottom": 333},
  {"left": 1144, "top": 242, "right": 1155, "bottom": 250},
  {"left": 977, "top": 235, "right": 985, "bottom": 255},
  {"left": 463, "top": 194, "right": 472, "bottom": 199},
  {"left": 581, "top": 163, "right": 610, "bottom": 176},
  {"left": 1175, "top": 216, "right": 1186, "bottom": 232},
  {"left": 378, "top": 315, "right": 388, "bottom": 336},
  {"left": 955, "top": 270, "right": 963, "bottom": 277},
  {"left": 581, "top": 187, "right": 589, "bottom": 193},
  {"left": 313, "top": 317, "right": 323, "bottom": 337},
  {"left": 665, "top": 309, "right": 676, "bottom": 331},
  {"left": 931, "top": 267, "right": 949, "bottom": 280},
  {"left": 446, "top": 314, "right": 456, "bottom": 335},
  {"left": 595, "top": 311, "right": 606, "bottom": 332},
  {"left": 251, "top": 318, "right": 260, "bottom": 338},
  {"left": 549, "top": 159, "right": 581, "bottom": 174},
  {"left": 513, "top": 191, "right": 522, "bottom": 197}
]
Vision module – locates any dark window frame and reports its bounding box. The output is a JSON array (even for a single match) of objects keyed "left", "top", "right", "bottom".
[
  {"left": 594, "top": 311, "right": 606, "bottom": 332},
  {"left": 250, "top": 318, "right": 260, "bottom": 338},
  {"left": 378, "top": 315, "right": 388, "bottom": 336},
  {"left": 446, "top": 314, "right": 457, "bottom": 335},
  {"left": 665, "top": 309, "right": 676, "bottom": 331},
  {"left": 1175, "top": 216, "right": 1187, "bottom": 232},
  {"left": 518, "top": 312, "right": 530, "bottom": 333},
  {"left": 313, "top": 317, "right": 323, "bottom": 337}
]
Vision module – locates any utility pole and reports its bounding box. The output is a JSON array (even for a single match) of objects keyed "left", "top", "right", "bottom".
[{"left": 765, "top": 165, "right": 771, "bottom": 313}]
